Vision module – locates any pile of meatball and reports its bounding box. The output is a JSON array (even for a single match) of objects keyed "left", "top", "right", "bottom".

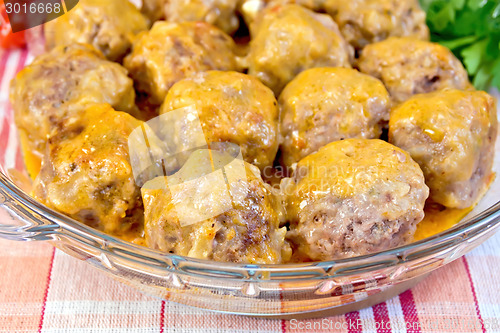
[{"left": 10, "top": 0, "right": 498, "bottom": 263}]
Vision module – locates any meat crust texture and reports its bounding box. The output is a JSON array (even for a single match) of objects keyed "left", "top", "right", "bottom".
[
  {"left": 247, "top": 4, "right": 353, "bottom": 95},
  {"left": 159, "top": 71, "right": 279, "bottom": 171},
  {"left": 239, "top": 0, "right": 325, "bottom": 26},
  {"left": 389, "top": 89, "right": 498, "bottom": 209},
  {"left": 142, "top": 150, "right": 289, "bottom": 263},
  {"left": 283, "top": 139, "right": 429, "bottom": 261},
  {"left": 45, "top": 0, "right": 149, "bottom": 61},
  {"left": 357, "top": 37, "right": 471, "bottom": 104},
  {"left": 33, "top": 104, "right": 144, "bottom": 234},
  {"left": 279, "top": 67, "right": 390, "bottom": 167},
  {"left": 142, "top": 0, "right": 240, "bottom": 35},
  {"left": 10, "top": 44, "right": 137, "bottom": 159},
  {"left": 324, "top": 0, "right": 429, "bottom": 51},
  {"left": 124, "top": 21, "right": 240, "bottom": 106}
]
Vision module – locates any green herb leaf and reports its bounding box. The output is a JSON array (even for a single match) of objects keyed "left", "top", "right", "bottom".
[
  {"left": 421, "top": 0, "right": 500, "bottom": 91},
  {"left": 461, "top": 39, "right": 487, "bottom": 75},
  {"left": 440, "top": 36, "right": 478, "bottom": 50}
]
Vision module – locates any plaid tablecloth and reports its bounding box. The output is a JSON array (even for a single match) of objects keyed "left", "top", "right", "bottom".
[{"left": 1, "top": 49, "right": 500, "bottom": 333}]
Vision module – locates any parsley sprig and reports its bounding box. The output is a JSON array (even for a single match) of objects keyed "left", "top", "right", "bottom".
[{"left": 420, "top": 0, "right": 500, "bottom": 90}]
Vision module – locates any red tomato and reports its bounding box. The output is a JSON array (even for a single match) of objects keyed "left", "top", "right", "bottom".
[{"left": 0, "top": 0, "right": 26, "bottom": 49}]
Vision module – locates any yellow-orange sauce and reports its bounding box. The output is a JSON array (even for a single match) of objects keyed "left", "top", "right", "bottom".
[
  {"left": 19, "top": 129, "right": 42, "bottom": 180},
  {"left": 414, "top": 173, "right": 495, "bottom": 241},
  {"left": 18, "top": 136, "right": 485, "bottom": 250},
  {"left": 20, "top": 136, "right": 148, "bottom": 245},
  {"left": 113, "top": 227, "right": 147, "bottom": 246},
  {"left": 414, "top": 202, "right": 473, "bottom": 241}
]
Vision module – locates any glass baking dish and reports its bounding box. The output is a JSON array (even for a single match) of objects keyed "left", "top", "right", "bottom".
[{"left": 1, "top": 51, "right": 499, "bottom": 318}]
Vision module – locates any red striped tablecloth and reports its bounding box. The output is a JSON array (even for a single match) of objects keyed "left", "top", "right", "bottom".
[{"left": 1, "top": 49, "right": 500, "bottom": 333}]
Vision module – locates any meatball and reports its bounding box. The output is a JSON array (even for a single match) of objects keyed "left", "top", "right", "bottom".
[
  {"left": 141, "top": 0, "right": 239, "bottom": 35},
  {"left": 159, "top": 71, "right": 279, "bottom": 171},
  {"left": 247, "top": 4, "right": 353, "bottom": 95},
  {"left": 284, "top": 139, "right": 429, "bottom": 261},
  {"left": 45, "top": 0, "right": 149, "bottom": 61},
  {"left": 279, "top": 67, "right": 390, "bottom": 167},
  {"left": 124, "top": 21, "right": 240, "bottom": 105},
  {"left": 141, "top": 0, "right": 165, "bottom": 21},
  {"left": 10, "top": 44, "right": 137, "bottom": 162},
  {"left": 33, "top": 104, "right": 143, "bottom": 234},
  {"left": 357, "top": 37, "right": 471, "bottom": 104},
  {"left": 389, "top": 89, "right": 498, "bottom": 209},
  {"left": 323, "top": 0, "right": 429, "bottom": 51},
  {"left": 142, "top": 149, "right": 289, "bottom": 263},
  {"left": 239, "top": 0, "right": 324, "bottom": 25}
]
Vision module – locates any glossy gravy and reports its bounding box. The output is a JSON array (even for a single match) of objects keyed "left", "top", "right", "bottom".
[{"left": 20, "top": 137, "right": 474, "bottom": 248}]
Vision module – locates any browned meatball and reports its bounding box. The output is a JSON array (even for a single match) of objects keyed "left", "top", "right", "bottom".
[
  {"left": 279, "top": 67, "right": 390, "bottom": 167},
  {"left": 239, "top": 0, "right": 324, "bottom": 25},
  {"left": 357, "top": 37, "right": 471, "bottom": 104},
  {"left": 142, "top": 149, "right": 289, "bottom": 263},
  {"left": 141, "top": 0, "right": 165, "bottom": 21},
  {"left": 10, "top": 44, "right": 137, "bottom": 164},
  {"left": 45, "top": 0, "right": 149, "bottom": 61},
  {"left": 159, "top": 71, "right": 279, "bottom": 171},
  {"left": 124, "top": 21, "right": 240, "bottom": 105},
  {"left": 33, "top": 104, "right": 143, "bottom": 234},
  {"left": 141, "top": 0, "right": 239, "bottom": 35},
  {"left": 323, "top": 0, "right": 429, "bottom": 51},
  {"left": 284, "top": 139, "right": 429, "bottom": 261},
  {"left": 389, "top": 89, "right": 498, "bottom": 209},
  {"left": 247, "top": 4, "right": 353, "bottom": 95}
]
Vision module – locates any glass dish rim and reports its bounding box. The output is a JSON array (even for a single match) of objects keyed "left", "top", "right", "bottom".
[{"left": 2, "top": 165, "right": 500, "bottom": 280}]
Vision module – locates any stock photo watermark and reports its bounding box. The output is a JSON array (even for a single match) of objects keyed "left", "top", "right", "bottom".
[
  {"left": 127, "top": 105, "right": 399, "bottom": 227},
  {"left": 289, "top": 317, "right": 500, "bottom": 331},
  {"left": 3, "top": 0, "right": 78, "bottom": 32}
]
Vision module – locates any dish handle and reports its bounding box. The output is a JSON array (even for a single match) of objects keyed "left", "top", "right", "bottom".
[{"left": 0, "top": 184, "right": 59, "bottom": 241}]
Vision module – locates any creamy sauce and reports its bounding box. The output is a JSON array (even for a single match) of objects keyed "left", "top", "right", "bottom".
[
  {"left": 21, "top": 135, "right": 148, "bottom": 245},
  {"left": 414, "top": 202, "right": 472, "bottom": 241},
  {"left": 18, "top": 137, "right": 483, "bottom": 249},
  {"left": 19, "top": 129, "right": 42, "bottom": 180},
  {"left": 114, "top": 228, "right": 146, "bottom": 246},
  {"left": 414, "top": 173, "right": 495, "bottom": 241}
]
